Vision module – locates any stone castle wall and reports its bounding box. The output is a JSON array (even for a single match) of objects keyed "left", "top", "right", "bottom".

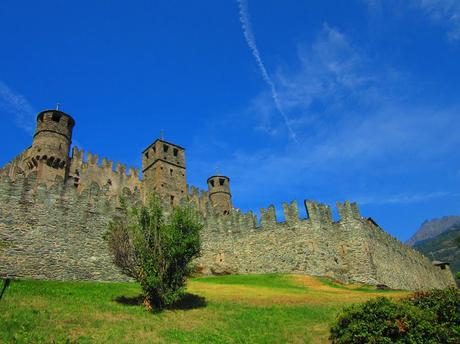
[
  {"left": 196, "top": 200, "right": 456, "bottom": 290},
  {"left": 0, "top": 172, "right": 139, "bottom": 281},
  {"left": 0, "top": 149, "right": 30, "bottom": 179},
  {"left": 68, "top": 147, "right": 141, "bottom": 198},
  {"left": 0, "top": 168, "right": 455, "bottom": 289}
]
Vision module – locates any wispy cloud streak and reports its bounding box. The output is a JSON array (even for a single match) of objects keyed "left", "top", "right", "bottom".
[
  {"left": 356, "top": 191, "right": 459, "bottom": 206},
  {"left": 0, "top": 82, "right": 35, "bottom": 133},
  {"left": 236, "top": 0, "right": 297, "bottom": 141},
  {"left": 413, "top": 0, "right": 460, "bottom": 41}
]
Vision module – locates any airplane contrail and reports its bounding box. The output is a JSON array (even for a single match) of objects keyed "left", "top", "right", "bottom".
[{"left": 236, "top": 0, "right": 297, "bottom": 141}]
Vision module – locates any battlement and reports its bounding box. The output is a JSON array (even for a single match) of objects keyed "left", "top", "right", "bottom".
[
  {"left": 0, "top": 150, "right": 28, "bottom": 180},
  {"left": 203, "top": 199, "right": 363, "bottom": 233},
  {"left": 69, "top": 147, "right": 141, "bottom": 197},
  {"left": 187, "top": 185, "right": 210, "bottom": 215}
]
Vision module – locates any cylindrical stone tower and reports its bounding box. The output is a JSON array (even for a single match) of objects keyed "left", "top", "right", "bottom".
[
  {"left": 207, "top": 175, "right": 232, "bottom": 215},
  {"left": 24, "top": 110, "right": 75, "bottom": 183}
]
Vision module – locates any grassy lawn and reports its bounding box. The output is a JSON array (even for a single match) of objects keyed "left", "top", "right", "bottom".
[{"left": 0, "top": 274, "right": 409, "bottom": 344}]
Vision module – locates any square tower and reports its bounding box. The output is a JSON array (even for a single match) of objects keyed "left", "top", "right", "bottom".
[{"left": 142, "top": 139, "right": 186, "bottom": 207}]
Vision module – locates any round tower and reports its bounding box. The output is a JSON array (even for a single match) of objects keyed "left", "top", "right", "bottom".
[
  {"left": 207, "top": 175, "right": 232, "bottom": 215},
  {"left": 24, "top": 110, "right": 75, "bottom": 183}
]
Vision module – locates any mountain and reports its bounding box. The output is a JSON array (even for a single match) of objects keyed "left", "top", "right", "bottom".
[
  {"left": 406, "top": 216, "right": 460, "bottom": 246},
  {"left": 413, "top": 224, "right": 460, "bottom": 284}
]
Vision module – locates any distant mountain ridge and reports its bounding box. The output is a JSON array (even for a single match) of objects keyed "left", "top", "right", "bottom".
[
  {"left": 413, "top": 224, "right": 460, "bottom": 285},
  {"left": 406, "top": 216, "right": 460, "bottom": 246}
]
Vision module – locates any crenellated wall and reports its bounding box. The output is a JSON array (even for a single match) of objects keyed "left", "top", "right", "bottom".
[
  {"left": 187, "top": 185, "right": 210, "bottom": 216},
  {"left": 0, "top": 151, "right": 455, "bottom": 289},
  {"left": 68, "top": 147, "right": 141, "bottom": 198},
  {"left": 195, "top": 200, "right": 456, "bottom": 290},
  {"left": 0, "top": 172, "right": 140, "bottom": 281},
  {"left": 0, "top": 149, "right": 29, "bottom": 179}
]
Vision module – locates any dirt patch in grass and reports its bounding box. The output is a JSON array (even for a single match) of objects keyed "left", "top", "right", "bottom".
[{"left": 189, "top": 274, "right": 410, "bottom": 306}]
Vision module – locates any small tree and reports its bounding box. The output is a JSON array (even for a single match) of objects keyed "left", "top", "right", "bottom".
[{"left": 105, "top": 196, "right": 203, "bottom": 311}]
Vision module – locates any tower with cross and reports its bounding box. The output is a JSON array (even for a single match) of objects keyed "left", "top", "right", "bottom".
[{"left": 141, "top": 135, "right": 187, "bottom": 207}]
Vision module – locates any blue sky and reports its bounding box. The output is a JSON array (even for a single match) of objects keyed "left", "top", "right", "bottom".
[{"left": 1, "top": 0, "right": 460, "bottom": 241}]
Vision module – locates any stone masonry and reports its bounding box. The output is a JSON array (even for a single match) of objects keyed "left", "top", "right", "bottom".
[{"left": 0, "top": 110, "right": 456, "bottom": 290}]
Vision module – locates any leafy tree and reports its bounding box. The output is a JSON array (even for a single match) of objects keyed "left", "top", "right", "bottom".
[{"left": 105, "top": 196, "right": 203, "bottom": 311}]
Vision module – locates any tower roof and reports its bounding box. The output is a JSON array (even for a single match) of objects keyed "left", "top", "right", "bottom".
[
  {"left": 207, "top": 175, "right": 230, "bottom": 183},
  {"left": 142, "top": 138, "right": 185, "bottom": 153},
  {"left": 37, "top": 110, "right": 75, "bottom": 127}
]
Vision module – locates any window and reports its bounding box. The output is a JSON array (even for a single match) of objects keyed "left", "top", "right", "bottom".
[
  {"left": 170, "top": 195, "right": 174, "bottom": 206},
  {"left": 163, "top": 144, "right": 169, "bottom": 153},
  {"left": 173, "top": 148, "right": 179, "bottom": 157},
  {"left": 51, "top": 114, "right": 61, "bottom": 122},
  {"left": 145, "top": 152, "right": 149, "bottom": 159},
  {"left": 219, "top": 178, "right": 225, "bottom": 186},
  {"left": 170, "top": 169, "right": 173, "bottom": 176},
  {"left": 210, "top": 179, "right": 215, "bottom": 187}
]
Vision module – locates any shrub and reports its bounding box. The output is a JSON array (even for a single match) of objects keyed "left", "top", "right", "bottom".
[
  {"left": 330, "top": 297, "right": 440, "bottom": 343},
  {"left": 404, "top": 288, "right": 460, "bottom": 343},
  {"left": 105, "top": 196, "right": 203, "bottom": 311}
]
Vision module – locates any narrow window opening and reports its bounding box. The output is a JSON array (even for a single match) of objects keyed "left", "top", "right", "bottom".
[
  {"left": 145, "top": 152, "right": 149, "bottom": 159},
  {"left": 219, "top": 178, "right": 225, "bottom": 186},
  {"left": 170, "top": 195, "right": 174, "bottom": 206},
  {"left": 173, "top": 148, "right": 178, "bottom": 157},
  {"left": 51, "top": 114, "right": 61, "bottom": 122},
  {"left": 163, "top": 144, "right": 169, "bottom": 153},
  {"left": 210, "top": 179, "right": 215, "bottom": 187},
  {"left": 170, "top": 169, "right": 173, "bottom": 176}
]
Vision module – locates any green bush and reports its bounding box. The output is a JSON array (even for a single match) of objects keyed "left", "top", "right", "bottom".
[
  {"left": 404, "top": 288, "right": 460, "bottom": 343},
  {"left": 330, "top": 288, "right": 460, "bottom": 344},
  {"left": 105, "top": 196, "right": 203, "bottom": 311},
  {"left": 330, "top": 297, "right": 440, "bottom": 344}
]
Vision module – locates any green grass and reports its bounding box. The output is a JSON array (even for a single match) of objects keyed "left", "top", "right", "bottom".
[
  {"left": 318, "top": 277, "right": 403, "bottom": 293},
  {"left": 0, "top": 275, "right": 408, "bottom": 344},
  {"left": 194, "top": 273, "right": 307, "bottom": 291}
]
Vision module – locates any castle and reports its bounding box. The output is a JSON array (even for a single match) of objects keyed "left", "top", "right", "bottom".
[{"left": 0, "top": 110, "right": 456, "bottom": 290}]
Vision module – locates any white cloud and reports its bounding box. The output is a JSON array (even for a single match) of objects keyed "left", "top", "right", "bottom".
[
  {"left": 202, "top": 24, "right": 460, "bottom": 202},
  {"left": 414, "top": 0, "right": 460, "bottom": 41},
  {"left": 364, "top": 0, "right": 460, "bottom": 41},
  {"left": 236, "top": 0, "right": 297, "bottom": 141},
  {"left": 355, "top": 191, "right": 458, "bottom": 205},
  {"left": 0, "top": 82, "right": 36, "bottom": 133}
]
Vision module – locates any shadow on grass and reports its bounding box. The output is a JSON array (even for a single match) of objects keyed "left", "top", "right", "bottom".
[{"left": 114, "top": 293, "right": 207, "bottom": 311}]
